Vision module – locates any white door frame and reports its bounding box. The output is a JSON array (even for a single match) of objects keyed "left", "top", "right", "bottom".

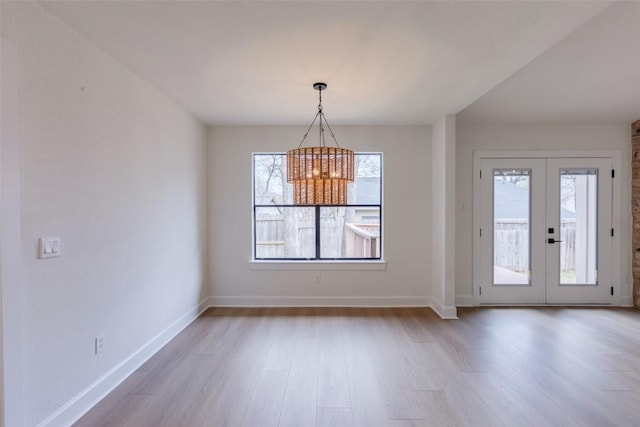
[{"left": 473, "top": 150, "right": 622, "bottom": 306}]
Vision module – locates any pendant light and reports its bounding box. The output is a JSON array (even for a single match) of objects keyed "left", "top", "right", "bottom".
[{"left": 286, "top": 82, "right": 354, "bottom": 205}]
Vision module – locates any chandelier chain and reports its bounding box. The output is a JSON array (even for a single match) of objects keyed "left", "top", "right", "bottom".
[
  {"left": 296, "top": 83, "right": 341, "bottom": 149},
  {"left": 297, "top": 110, "right": 320, "bottom": 148}
]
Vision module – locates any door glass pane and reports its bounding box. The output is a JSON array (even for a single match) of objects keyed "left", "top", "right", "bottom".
[
  {"left": 493, "top": 170, "right": 530, "bottom": 285},
  {"left": 560, "top": 169, "right": 597, "bottom": 285}
]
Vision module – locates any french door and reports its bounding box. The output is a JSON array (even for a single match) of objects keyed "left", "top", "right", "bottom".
[{"left": 476, "top": 156, "right": 613, "bottom": 304}]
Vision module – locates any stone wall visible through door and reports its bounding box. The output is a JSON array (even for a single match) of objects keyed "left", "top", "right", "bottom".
[{"left": 632, "top": 120, "right": 640, "bottom": 308}]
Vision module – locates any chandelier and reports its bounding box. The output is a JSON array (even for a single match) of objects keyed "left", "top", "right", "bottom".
[{"left": 286, "top": 83, "right": 354, "bottom": 205}]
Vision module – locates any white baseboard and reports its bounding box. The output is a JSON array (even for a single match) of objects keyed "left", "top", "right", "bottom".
[
  {"left": 38, "top": 298, "right": 210, "bottom": 427},
  {"left": 430, "top": 299, "right": 458, "bottom": 319},
  {"left": 620, "top": 295, "right": 634, "bottom": 307},
  {"left": 208, "top": 295, "right": 465, "bottom": 319},
  {"left": 455, "top": 294, "right": 474, "bottom": 307},
  {"left": 456, "top": 294, "right": 632, "bottom": 308},
  {"left": 208, "top": 295, "right": 432, "bottom": 308}
]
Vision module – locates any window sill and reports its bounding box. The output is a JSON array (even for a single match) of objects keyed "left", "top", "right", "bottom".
[{"left": 249, "top": 260, "right": 387, "bottom": 271}]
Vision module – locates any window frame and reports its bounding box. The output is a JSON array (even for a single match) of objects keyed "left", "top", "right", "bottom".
[{"left": 252, "top": 152, "right": 383, "bottom": 262}]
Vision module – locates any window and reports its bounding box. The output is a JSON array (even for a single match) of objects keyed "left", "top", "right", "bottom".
[{"left": 253, "top": 152, "right": 382, "bottom": 260}]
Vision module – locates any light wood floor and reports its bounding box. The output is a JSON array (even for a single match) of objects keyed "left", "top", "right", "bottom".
[{"left": 75, "top": 307, "right": 640, "bottom": 426}]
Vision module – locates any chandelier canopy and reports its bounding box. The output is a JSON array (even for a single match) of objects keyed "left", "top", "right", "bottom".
[{"left": 286, "top": 83, "right": 354, "bottom": 205}]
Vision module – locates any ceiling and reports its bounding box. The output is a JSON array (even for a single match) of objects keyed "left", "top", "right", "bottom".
[
  {"left": 40, "top": 1, "right": 637, "bottom": 126},
  {"left": 459, "top": 1, "right": 640, "bottom": 124}
]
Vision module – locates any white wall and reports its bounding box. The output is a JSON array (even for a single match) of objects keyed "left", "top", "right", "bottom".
[
  {"left": 455, "top": 123, "right": 632, "bottom": 305},
  {"left": 431, "top": 116, "right": 457, "bottom": 318},
  {"left": 208, "top": 126, "right": 432, "bottom": 306},
  {"left": 1, "top": 36, "right": 26, "bottom": 427},
  {"left": 1, "top": 2, "right": 208, "bottom": 425}
]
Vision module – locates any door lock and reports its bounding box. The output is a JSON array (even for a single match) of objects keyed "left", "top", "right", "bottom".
[{"left": 547, "top": 238, "right": 563, "bottom": 244}]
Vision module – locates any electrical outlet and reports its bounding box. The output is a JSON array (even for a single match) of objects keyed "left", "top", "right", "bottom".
[{"left": 95, "top": 335, "right": 105, "bottom": 354}]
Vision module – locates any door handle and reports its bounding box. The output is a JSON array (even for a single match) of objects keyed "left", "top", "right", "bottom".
[{"left": 547, "top": 238, "right": 563, "bottom": 244}]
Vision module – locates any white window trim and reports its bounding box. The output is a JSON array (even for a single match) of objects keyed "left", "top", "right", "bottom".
[
  {"left": 249, "top": 260, "right": 387, "bottom": 271},
  {"left": 251, "top": 151, "right": 384, "bottom": 262}
]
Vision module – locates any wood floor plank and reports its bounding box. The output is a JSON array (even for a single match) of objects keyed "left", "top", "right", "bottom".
[
  {"left": 263, "top": 311, "right": 298, "bottom": 371},
  {"left": 316, "top": 310, "right": 351, "bottom": 408},
  {"left": 599, "top": 390, "right": 640, "bottom": 425},
  {"left": 346, "top": 362, "right": 390, "bottom": 427},
  {"left": 76, "top": 394, "right": 156, "bottom": 427},
  {"left": 207, "top": 311, "right": 275, "bottom": 426},
  {"left": 278, "top": 336, "right": 319, "bottom": 427},
  {"left": 240, "top": 370, "right": 288, "bottom": 427},
  {"left": 74, "top": 307, "right": 640, "bottom": 427},
  {"left": 340, "top": 309, "right": 378, "bottom": 366},
  {"left": 388, "top": 390, "right": 463, "bottom": 427},
  {"left": 317, "top": 407, "right": 354, "bottom": 427},
  {"left": 73, "top": 372, "right": 149, "bottom": 427},
  {"left": 391, "top": 308, "right": 438, "bottom": 343}
]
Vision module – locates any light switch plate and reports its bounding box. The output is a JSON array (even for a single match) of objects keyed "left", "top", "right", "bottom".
[{"left": 39, "top": 237, "right": 61, "bottom": 258}]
